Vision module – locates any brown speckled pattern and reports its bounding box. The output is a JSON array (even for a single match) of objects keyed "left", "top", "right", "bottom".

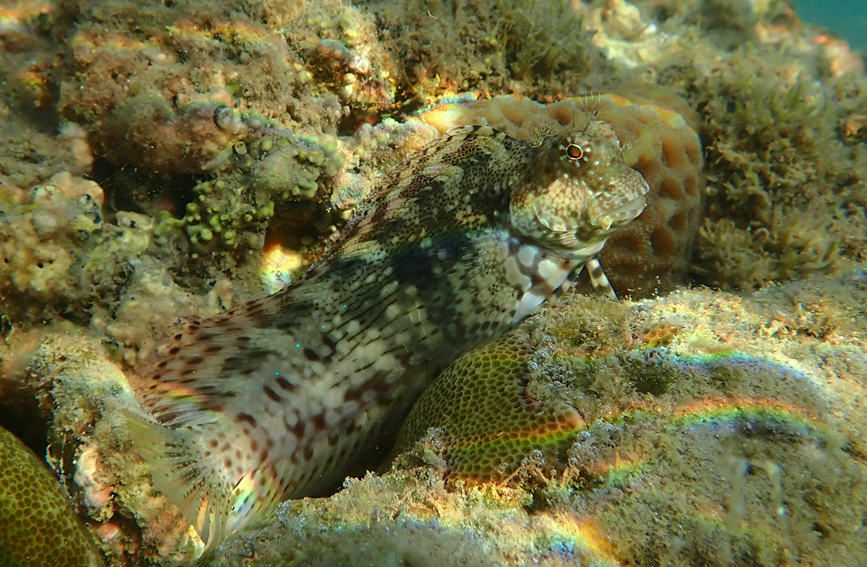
[{"left": 128, "top": 120, "right": 649, "bottom": 544}]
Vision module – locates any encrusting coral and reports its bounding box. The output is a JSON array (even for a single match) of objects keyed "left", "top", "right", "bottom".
[
  {"left": 394, "top": 326, "right": 586, "bottom": 481},
  {"left": 0, "top": 424, "right": 105, "bottom": 567},
  {"left": 391, "top": 272, "right": 867, "bottom": 565}
]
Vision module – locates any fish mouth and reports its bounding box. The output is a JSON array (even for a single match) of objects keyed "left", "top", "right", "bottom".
[
  {"left": 583, "top": 194, "right": 647, "bottom": 235},
  {"left": 587, "top": 169, "right": 651, "bottom": 231},
  {"left": 533, "top": 192, "right": 647, "bottom": 253},
  {"left": 598, "top": 193, "right": 647, "bottom": 228}
]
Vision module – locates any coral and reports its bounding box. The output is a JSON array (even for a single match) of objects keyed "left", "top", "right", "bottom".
[
  {"left": 199, "top": 497, "right": 501, "bottom": 567},
  {"left": 45, "top": 0, "right": 402, "bottom": 285},
  {"left": 203, "top": 468, "right": 618, "bottom": 566},
  {"left": 404, "top": 93, "right": 704, "bottom": 296},
  {"left": 0, "top": 424, "right": 105, "bottom": 567},
  {"left": 14, "top": 274, "right": 863, "bottom": 565},
  {"left": 0, "top": 14, "right": 95, "bottom": 189},
  {"left": 0, "top": 112, "right": 94, "bottom": 189},
  {"left": 587, "top": 94, "right": 704, "bottom": 295},
  {"left": 202, "top": 275, "right": 867, "bottom": 567},
  {"left": 1, "top": 0, "right": 866, "bottom": 564},
  {"left": 395, "top": 328, "right": 585, "bottom": 483},
  {"left": 390, "top": 272, "right": 867, "bottom": 565},
  {"left": 0, "top": 169, "right": 240, "bottom": 357},
  {"left": 394, "top": 296, "right": 636, "bottom": 481},
  {"left": 58, "top": 0, "right": 394, "bottom": 176},
  {"left": 0, "top": 172, "right": 179, "bottom": 332},
  {"left": 0, "top": 172, "right": 107, "bottom": 313},
  {"left": 168, "top": 123, "right": 342, "bottom": 278},
  {"left": 0, "top": 330, "right": 204, "bottom": 564}
]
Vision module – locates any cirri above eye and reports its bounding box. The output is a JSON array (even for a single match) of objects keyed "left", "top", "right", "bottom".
[{"left": 564, "top": 143, "right": 584, "bottom": 160}]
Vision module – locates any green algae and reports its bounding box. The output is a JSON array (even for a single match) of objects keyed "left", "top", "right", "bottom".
[
  {"left": 361, "top": 0, "right": 594, "bottom": 105},
  {"left": 686, "top": 46, "right": 867, "bottom": 289}
]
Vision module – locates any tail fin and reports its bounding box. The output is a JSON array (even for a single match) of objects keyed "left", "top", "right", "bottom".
[{"left": 124, "top": 409, "right": 233, "bottom": 546}]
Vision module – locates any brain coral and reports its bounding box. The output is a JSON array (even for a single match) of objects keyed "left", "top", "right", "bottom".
[
  {"left": 0, "top": 425, "right": 104, "bottom": 567},
  {"left": 410, "top": 93, "right": 704, "bottom": 296}
]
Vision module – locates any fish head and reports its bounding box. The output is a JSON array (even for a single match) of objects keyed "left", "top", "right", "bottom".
[{"left": 509, "top": 120, "right": 650, "bottom": 258}]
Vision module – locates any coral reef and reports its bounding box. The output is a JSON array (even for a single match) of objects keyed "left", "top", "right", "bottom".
[
  {"left": 3, "top": 0, "right": 862, "bottom": 310},
  {"left": 49, "top": 0, "right": 393, "bottom": 285},
  {"left": 1, "top": 330, "right": 204, "bottom": 565},
  {"left": 58, "top": 0, "right": 393, "bottom": 175},
  {"left": 0, "top": 170, "right": 233, "bottom": 364},
  {"left": 214, "top": 271, "right": 867, "bottom": 566},
  {"left": 201, "top": 467, "right": 625, "bottom": 566},
  {"left": 0, "top": 0, "right": 866, "bottom": 564},
  {"left": 199, "top": 484, "right": 504, "bottom": 567},
  {"left": 397, "top": 268, "right": 867, "bottom": 480},
  {"left": 159, "top": 120, "right": 343, "bottom": 281},
  {"left": 0, "top": 424, "right": 105, "bottom": 567},
  {"left": 0, "top": 172, "right": 116, "bottom": 320}
]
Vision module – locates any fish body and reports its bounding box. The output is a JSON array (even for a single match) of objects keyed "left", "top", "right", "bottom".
[{"left": 128, "top": 120, "right": 650, "bottom": 544}]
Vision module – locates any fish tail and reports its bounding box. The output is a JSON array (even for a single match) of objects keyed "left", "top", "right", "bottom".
[{"left": 124, "top": 409, "right": 232, "bottom": 546}]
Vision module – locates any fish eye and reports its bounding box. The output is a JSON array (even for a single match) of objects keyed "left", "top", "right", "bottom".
[{"left": 564, "top": 143, "right": 584, "bottom": 161}]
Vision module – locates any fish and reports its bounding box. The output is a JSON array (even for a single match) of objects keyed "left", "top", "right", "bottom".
[{"left": 125, "top": 118, "right": 650, "bottom": 546}]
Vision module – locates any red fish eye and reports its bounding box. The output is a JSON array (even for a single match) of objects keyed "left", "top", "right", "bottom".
[{"left": 565, "top": 143, "right": 584, "bottom": 160}]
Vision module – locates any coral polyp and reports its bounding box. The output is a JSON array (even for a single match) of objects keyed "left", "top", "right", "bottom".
[{"left": 0, "top": 425, "right": 105, "bottom": 567}]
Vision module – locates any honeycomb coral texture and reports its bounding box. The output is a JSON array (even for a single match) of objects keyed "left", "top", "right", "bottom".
[{"left": 0, "top": 426, "right": 104, "bottom": 567}]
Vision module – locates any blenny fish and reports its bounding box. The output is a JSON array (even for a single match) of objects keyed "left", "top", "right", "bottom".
[{"left": 126, "top": 119, "right": 650, "bottom": 545}]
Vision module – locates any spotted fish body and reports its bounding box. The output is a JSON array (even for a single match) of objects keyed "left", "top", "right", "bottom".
[{"left": 127, "top": 120, "right": 650, "bottom": 545}]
